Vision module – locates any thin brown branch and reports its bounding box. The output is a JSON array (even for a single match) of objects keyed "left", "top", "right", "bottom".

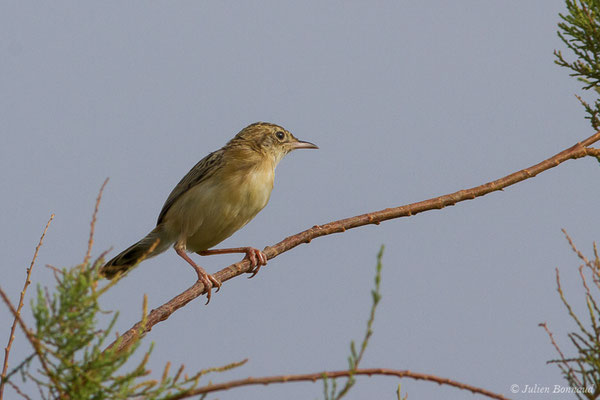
[
  {"left": 107, "top": 131, "right": 600, "bottom": 353},
  {"left": 579, "top": 265, "right": 593, "bottom": 298},
  {"left": 164, "top": 368, "right": 510, "bottom": 400},
  {"left": 1, "top": 214, "right": 54, "bottom": 400},
  {"left": 44, "top": 264, "right": 63, "bottom": 286},
  {"left": 562, "top": 229, "right": 592, "bottom": 266},
  {"left": 556, "top": 267, "right": 588, "bottom": 336},
  {"left": 4, "top": 380, "right": 31, "bottom": 400},
  {"left": 539, "top": 322, "right": 581, "bottom": 387},
  {"left": 0, "top": 287, "right": 63, "bottom": 397},
  {"left": 85, "top": 178, "right": 109, "bottom": 265}
]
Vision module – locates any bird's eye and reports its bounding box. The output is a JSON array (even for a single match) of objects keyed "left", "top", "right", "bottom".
[{"left": 275, "top": 131, "right": 285, "bottom": 140}]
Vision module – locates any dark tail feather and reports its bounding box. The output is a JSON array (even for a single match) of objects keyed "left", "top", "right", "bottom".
[{"left": 100, "top": 227, "right": 169, "bottom": 279}]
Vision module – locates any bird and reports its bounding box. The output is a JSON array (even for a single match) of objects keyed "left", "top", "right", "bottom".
[{"left": 100, "top": 122, "right": 318, "bottom": 302}]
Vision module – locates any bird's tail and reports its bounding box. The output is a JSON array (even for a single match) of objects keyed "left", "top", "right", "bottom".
[{"left": 100, "top": 226, "right": 170, "bottom": 279}]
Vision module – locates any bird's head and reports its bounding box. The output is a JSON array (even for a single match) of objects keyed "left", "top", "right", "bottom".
[{"left": 226, "top": 122, "right": 318, "bottom": 165}]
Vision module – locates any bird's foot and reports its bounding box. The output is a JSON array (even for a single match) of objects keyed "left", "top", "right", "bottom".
[
  {"left": 175, "top": 246, "right": 220, "bottom": 304},
  {"left": 245, "top": 247, "right": 268, "bottom": 278},
  {"left": 198, "top": 246, "right": 268, "bottom": 278},
  {"left": 195, "top": 269, "right": 222, "bottom": 304}
]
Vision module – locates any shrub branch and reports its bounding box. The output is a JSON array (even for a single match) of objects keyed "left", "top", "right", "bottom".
[
  {"left": 106, "top": 132, "right": 600, "bottom": 353},
  {"left": 0, "top": 214, "right": 54, "bottom": 400},
  {"left": 163, "top": 368, "right": 510, "bottom": 400}
]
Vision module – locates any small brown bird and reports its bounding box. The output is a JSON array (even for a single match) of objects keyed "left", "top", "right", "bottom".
[{"left": 101, "top": 122, "right": 317, "bottom": 301}]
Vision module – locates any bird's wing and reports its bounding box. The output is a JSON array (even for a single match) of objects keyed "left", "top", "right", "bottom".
[{"left": 156, "top": 149, "right": 224, "bottom": 225}]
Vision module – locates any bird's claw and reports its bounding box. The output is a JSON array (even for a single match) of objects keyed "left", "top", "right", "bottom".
[
  {"left": 245, "top": 248, "right": 267, "bottom": 279},
  {"left": 208, "top": 274, "right": 222, "bottom": 293},
  {"left": 197, "top": 271, "right": 221, "bottom": 305}
]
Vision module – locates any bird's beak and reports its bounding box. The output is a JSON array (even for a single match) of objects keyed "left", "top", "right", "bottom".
[{"left": 292, "top": 140, "right": 319, "bottom": 150}]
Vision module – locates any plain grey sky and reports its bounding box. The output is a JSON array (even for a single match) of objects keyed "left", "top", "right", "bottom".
[{"left": 2, "top": 1, "right": 599, "bottom": 399}]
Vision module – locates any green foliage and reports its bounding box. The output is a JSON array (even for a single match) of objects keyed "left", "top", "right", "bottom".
[
  {"left": 396, "top": 383, "right": 408, "bottom": 400},
  {"left": 29, "top": 260, "right": 138, "bottom": 399},
  {"left": 556, "top": 0, "right": 600, "bottom": 130},
  {"left": 323, "top": 245, "right": 384, "bottom": 400},
  {"left": 549, "top": 1, "right": 600, "bottom": 394},
  {"left": 7, "top": 258, "right": 244, "bottom": 399}
]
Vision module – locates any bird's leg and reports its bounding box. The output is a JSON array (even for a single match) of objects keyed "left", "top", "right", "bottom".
[
  {"left": 199, "top": 247, "right": 267, "bottom": 278},
  {"left": 174, "top": 246, "right": 221, "bottom": 304}
]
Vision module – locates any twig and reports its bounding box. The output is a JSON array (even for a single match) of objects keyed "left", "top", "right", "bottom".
[
  {"left": 0, "top": 287, "right": 63, "bottom": 397},
  {"left": 163, "top": 368, "right": 510, "bottom": 400},
  {"left": 332, "top": 245, "right": 384, "bottom": 400},
  {"left": 85, "top": 178, "right": 109, "bottom": 265},
  {"left": 0, "top": 214, "right": 54, "bottom": 400},
  {"left": 562, "top": 229, "right": 592, "bottom": 266},
  {"left": 539, "top": 322, "right": 569, "bottom": 369},
  {"left": 539, "top": 322, "right": 581, "bottom": 387},
  {"left": 4, "top": 380, "right": 31, "bottom": 400},
  {"left": 2, "top": 353, "right": 35, "bottom": 384},
  {"left": 555, "top": 268, "right": 588, "bottom": 337},
  {"left": 106, "top": 131, "right": 600, "bottom": 353},
  {"left": 44, "top": 264, "right": 63, "bottom": 285}
]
